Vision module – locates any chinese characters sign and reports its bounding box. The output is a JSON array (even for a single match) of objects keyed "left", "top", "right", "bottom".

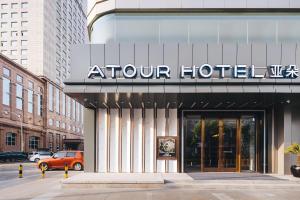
[{"left": 88, "top": 64, "right": 299, "bottom": 79}]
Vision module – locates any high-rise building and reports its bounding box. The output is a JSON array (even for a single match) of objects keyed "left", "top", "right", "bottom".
[{"left": 0, "top": 0, "right": 88, "bottom": 86}]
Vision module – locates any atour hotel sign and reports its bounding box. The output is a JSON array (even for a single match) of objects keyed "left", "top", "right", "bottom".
[{"left": 88, "top": 64, "right": 299, "bottom": 79}]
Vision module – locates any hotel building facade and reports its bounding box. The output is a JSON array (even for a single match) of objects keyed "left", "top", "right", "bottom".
[{"left": 65, "top": 0, "right": 300, "bottom": 175}]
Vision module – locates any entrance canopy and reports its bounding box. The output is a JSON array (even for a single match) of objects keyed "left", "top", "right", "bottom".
[{"left": 64, "top": 92, "right": 299, "bottom": 110}]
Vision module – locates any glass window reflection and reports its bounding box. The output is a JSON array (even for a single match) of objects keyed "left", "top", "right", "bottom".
[{"left": 91, "top": 13, "right": 300, "bottom": 44}]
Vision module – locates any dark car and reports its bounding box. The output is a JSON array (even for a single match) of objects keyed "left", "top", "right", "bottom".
[{"left": 0, "top": 152, "right": 28, "bottom": 162}]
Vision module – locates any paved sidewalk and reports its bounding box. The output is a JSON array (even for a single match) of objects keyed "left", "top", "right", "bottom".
[{"left": 62, "top": 172, "right": 300, "bottom": 189}]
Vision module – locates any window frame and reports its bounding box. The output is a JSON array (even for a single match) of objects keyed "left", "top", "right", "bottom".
[{"left": 6, "top": 132, "right": 16, "bottom": 146}]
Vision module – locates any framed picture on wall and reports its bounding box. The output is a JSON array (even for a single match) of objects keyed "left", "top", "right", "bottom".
[{"left": 157, "top": 136, "right": 178, "bottom": 160}]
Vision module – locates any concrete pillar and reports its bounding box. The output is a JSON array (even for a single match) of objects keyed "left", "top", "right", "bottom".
[
  {"left": 157, "top": 109, "right": 166, "bottom": 172},
  {"left": 98, "top": 109, "right": 108, "bottom": 172},
  {"left": 145, "top": 109, "right": 154, "bottom": 172},
  {"left": 121, "top": 109, "right": 131, "bottom": 172},
  {"left": 83, "top": 108, "right": 96, "bottom": 172},
  {"left": 168, "top": 109, "right": 178, "bottom": 173},
  {"left": 133, "top": 109, "right": 143, "bottom": 172},
  {"left": 277, "top": 105, "right": 292, "bottom": 175},
  {"left": 109, "top": 109, "right": 119, "bottom": 172}
]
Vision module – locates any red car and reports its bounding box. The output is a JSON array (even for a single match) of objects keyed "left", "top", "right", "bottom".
[{"left": 38, "top": 151, "right": 84, "bottom": 171}]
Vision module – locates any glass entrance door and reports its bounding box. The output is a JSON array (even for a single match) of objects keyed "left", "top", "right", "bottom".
[
  {"left": 184, "top": 112, "right": 259, "bottom": 173},
  {"left": 203, "top": 119, "right": 238, "bottom": 172}
]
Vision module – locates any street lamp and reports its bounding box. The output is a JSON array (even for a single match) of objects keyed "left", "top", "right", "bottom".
[{"left": 2, "top": 111, "right": 24, "bottom": 152}]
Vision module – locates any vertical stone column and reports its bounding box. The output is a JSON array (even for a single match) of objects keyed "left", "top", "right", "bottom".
[
  {"left": 145, "top": 109, "right": 154, "bottom": 172},
  {"left": 109, "top": 109, "right": 119, "bottom": 172},
  {"left": 168, "top": 109, "right": 178, "bottom": 173},
  {"left": 133, "top": 109, "right": 143, "bottom": 172},
  {"left": 83, "top": 108, "right": 96, "bottom": 172},
  {"left": 98, "top": 109, "right": 108, "bottom": 172},
  {"left": 276, "top": 106, "right": 292, "bottom": 175},
  {"left": 121, "top": 109, "right": 131, "bottom": 172},
  {"left": 157, "top": 109, "right": 166, "bottom": 172}
]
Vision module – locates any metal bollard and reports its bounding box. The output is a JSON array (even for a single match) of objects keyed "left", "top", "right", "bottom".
[
  {"left": 18, "top": 164, "right": 23, "bottom": 178},
  {"left": 41, "top": 164, "right": 45, "bottom": 178},
  {"left": 64, "top": 163, "right": 68, "bottom": 179}
]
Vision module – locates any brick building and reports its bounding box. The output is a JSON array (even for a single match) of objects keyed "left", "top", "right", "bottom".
[{"left": 0, "top": 53, "right": 83, "bottom": 153}]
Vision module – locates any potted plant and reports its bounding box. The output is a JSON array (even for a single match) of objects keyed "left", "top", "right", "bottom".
[{"left": 285, "top": 143, "right": 300, "bottom": 177}]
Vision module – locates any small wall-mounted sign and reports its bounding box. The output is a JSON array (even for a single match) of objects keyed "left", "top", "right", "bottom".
[{"left": 157, "top": 136, "right": 178, "bottom": 160}]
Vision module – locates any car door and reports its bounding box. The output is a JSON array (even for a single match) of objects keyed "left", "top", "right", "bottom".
[
  {"left": 65, "top": 152, "right": 76, "bottom": 168},
  {"left": 52, "top": 152, "right": 66, "bottom": 168}
]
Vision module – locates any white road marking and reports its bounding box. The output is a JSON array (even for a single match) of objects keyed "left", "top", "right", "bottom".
[
  {"left": 212, "top": 193, "right": 234, "bottom": 200},
  {"left": 30, "top": 192, "right": 61, "bottom": 200}
]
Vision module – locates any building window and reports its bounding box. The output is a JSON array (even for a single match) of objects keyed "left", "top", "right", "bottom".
[
  {"left": 11, "top": 40, "right": 17, "bottom": 47},
  {"left": 0, "top": 32, "right": 8, "bottom": 37},
  {"left": 6, "top": 132, "right": 16, "bottom": 146},
  {"left": 81, "top": 105, "right": 84, "bottom": 124},
  {"left": 48, "top": 84, "right": 53, "bottom": 111},
  {"left": 21, "top": 59, "right": 27, "bottom": 65},
  {"left": 1, "top": 4, "right": 8, "bottom": 9},
  {"left": 1, "top": 41, "right": 7, "bottom": 47},
  {"left": 1, "top": 50, "right": 8, "bottom": 55},
  {"left": 21, "top": 49, "right": 27, "bottom": 55},
  {"left": 21, "top": 40, "right": 28, "bottom": 46},
  {"left": 11, "top": 3, "right": 18, "bottom": 9},
  {"left": 62, "top": 93, "right": 65, "bottom": 116},
  {"left": 21, "top": 2, "right": 28, "bottom": 9},
  {"left": 11, "top": 22, "right": 18, "bottom": 28},
  {"left": 1, "top": 22, "right": 8, "bottom": 28},
  {"left": 29, "top": 136, "right": 39, "bottom": 150},
  {"left": 72, "top": 99, "right": 75, "bottom": 120},
  {"left": 3, "top": 75, "right": 10, "bottom": 106},
  {"left": 16, "top": 75, "right": 23, "bottom": 110},
  {"left": 76, "top": 102, "right": 79, "bottom": 122},
  {"left": 21, "top": 30, "right": 27, "bottom": 36},
  {"left": 11, "top": 12, "right": 18, "bottom": 18},
  {"left": 11, "top": 50, "right": 17, "bottom": 56},
  {"left": 67, "top": 96, "right": 70, "bottom": 117},
  {"left": 28, "top": 81, "right": 33, "bottom": 113},
  {"left": 37, "top": 87, "right": 43, "bottom": 116},
  {"left": 48, "top": 133, "right": 53, "bottom": 152},
  {"left": 21, "top": 12, "right": 28, "bottom": 18},
  {"left": 1, "top": 13, "right": 8, "bottom": 19},
  {"left": 11, "top": 31, "right": 18, "bottom": 37},
  {"left": 48, "top": 119, "right": 53, "bottom": 126},
  {"left": 56, "top": 120, "right": 60, "bottom": 128},
  {"left": 61, "top": 122, "right": 65, "bottom": 129},
  {"left": 3, "top": 67, "right": 10, "bottom": 77},
  {"left": 55, "top": 88, "right": 60, "bottom": 114},
  {"left": 21, "top": 21, "right": 28, "bottom": 27}
]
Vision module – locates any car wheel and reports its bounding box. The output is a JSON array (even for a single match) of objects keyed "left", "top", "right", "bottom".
[
  {"left": 34, "top": 158, "right": 40, "bottom": 163},
  {"left": 40, "top": 163, "right": 49, "bottom": 171},
  {"left": 73, "top": 163, "right": 82, "bottom": 171}
]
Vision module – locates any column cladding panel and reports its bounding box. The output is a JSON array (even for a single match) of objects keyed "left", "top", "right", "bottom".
[
  {"left": 156, "top": 109, "right": 166, "bottom": 172},
  {"left": 168, "top": 109, "right": 178, "bottom": 172},
  {"left": 121, "top": 109, "right": 131, "bottom": 172},
  {"left": 133, "top": 109, "right": 143, "bottom": 172},
  {"left": 109, "top": 109, "right": 119, "bottom": 172},
  {"left": 98, "top": 109, "right": 108, "bottom": 172},
  {"left": 145, "top": 109, "right": 154, "bottom": 172},
  {"left": 83, "top": 108, "right": 95, "bottom": 172}
]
